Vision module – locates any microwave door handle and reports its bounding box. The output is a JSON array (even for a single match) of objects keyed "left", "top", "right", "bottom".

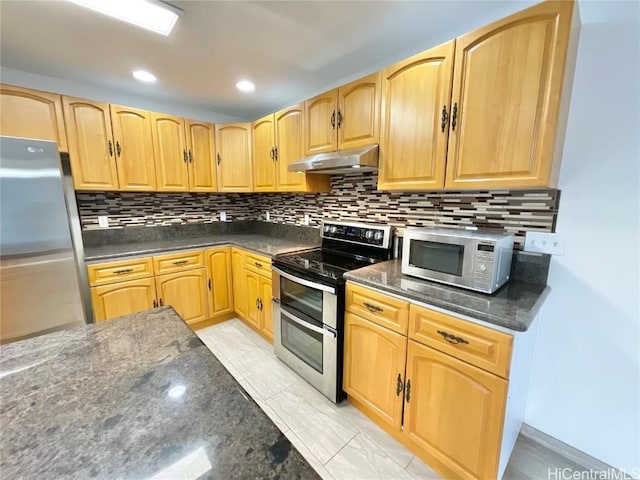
[
  {"left": 279, "top": 308, "right": 337, "bottom": 339},
  {"left": 271, "top": 266, "right": 336, "bottom": 294}
]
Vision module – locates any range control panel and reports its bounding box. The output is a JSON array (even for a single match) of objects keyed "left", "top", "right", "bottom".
[{"left": 321, "top": 222, "right": 391, "bottom": 248}]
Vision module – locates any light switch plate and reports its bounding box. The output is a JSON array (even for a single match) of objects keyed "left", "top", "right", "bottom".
[
  {"left": 524, "top": 231, "right": 566, "bottom": 255},
  {"left": 98, "top": 215, "right": 109, "bottom": 228},
  {"left": 220, "top": 211, "right": 227, "bottom": 222}
]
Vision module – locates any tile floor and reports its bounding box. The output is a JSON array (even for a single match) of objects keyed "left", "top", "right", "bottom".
[{"left": 196, "top": 318, "right": 586, "bottom": 480}]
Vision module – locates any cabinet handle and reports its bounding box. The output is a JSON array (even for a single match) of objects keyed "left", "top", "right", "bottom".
[
  {"left": 188, "top": 150, "right": 193, "bottom": 163},
  {"left": 270, "top": 147, "right": 274, "bottom": 160},
  {"left": 183, "top": 149, "right": 188, "bottom": 163},
  {"left": 451, "top": 103, "right": 458, "bottom": 131},
  {"left": 441, "top": 105, "right": 449, "bottom": 132},
  {"left": 216, "top": 153, "right": 221, "bottom": 165},
  {"left": 153, "top": 299, "right": 157, "bottom": 308},
  {"left": 396, "top": 373, "right": 403, "bottom": 396},
  {"left": 115, "top": 141, "right": 122, "bottom": 157},
  {"left": 258, "top": 298, "right": 263, "bottom": 311},
  {"left": 172, "top": 260, "right": 189, "bottom": 266},
  {"left": 255, "top": 262, "right": 263, "bottom": 268},
  {"left": 337, "top": 109, "right": 343, "bottom": 129},
  {"left": 113, "top": 268, "right": 133, "bottom": 275},
  {"left": 437, "top": 330, "right": 469, "bottom": 345},
  {"left": 108, "top": 140, "right": 114, "bottom": 157},
  {"left": 255, "top": 298, "right": 260, "bottom": 310},
  {"left": 363, "top": 302, "right": 383, "bottom": 313},
  {"left": 330, "top": 110, "right": 336, "bottom": 130},
  {"left": 159, "top": 298, "right": 164, "bottom": 307},
  {"left": 273, "top": 146, "right": 278, "bottom": 160},
  {"left": 208, "top": 279, "right": 211, "bottom": 290},
  {"left": 405, "top": 379, "right": 411, "bottom": 403}
]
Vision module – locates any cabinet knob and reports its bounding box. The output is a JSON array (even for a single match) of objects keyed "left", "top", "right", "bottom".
[
  {"left": 273, "top": 146, "right": 278, "bottom": 160},
  {"left": 115, "top": 141, "right": 122, "bottom": 157},
  {"left": 108, "top": 140, "right": 114, "bottom": 157},
  {"left": 396, "top": 373, "right": 403, "bottom": 396},
  {"left": 159, "top": 298, "right": 164, "bottom": 307},
  {"left": 183, "top": 149, "right": 188, "bottom": 163},
  {"left": 153, "top": 299, "right": 157, "bottom": 308},
  {"left": 188, "top": 150, "right": 193, "bottom": 163},
  {"left": 451, "top": 103, "right": 458, "bottom": 131},
  {"left": 331, "top": 110, "right": 336, "bottom": 130},
  {"left": 208, "top": 278, "right": 211, "bottom": 291},
  {"left": 216, "top": 153, "right": 221, "bottom": 165},
  {"left": 337, "top": 109, "right": 343, "bottom": 129},
  {"left": 405, "top": 379, "right": 411, "bottom": 403},
  {"left": 440, "top": 105, "right": 449, "bottom": 132}
]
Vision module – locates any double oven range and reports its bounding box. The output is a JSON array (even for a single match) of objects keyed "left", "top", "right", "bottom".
[{"left": 272, "top": 221, "right": 392, "bottom": 403}]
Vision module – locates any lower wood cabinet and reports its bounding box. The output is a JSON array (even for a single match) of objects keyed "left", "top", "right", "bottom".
[
  {"left": 231, "top": 248, "right": 248, "bottom": 318},
  {"left": 244, "top": 270, "right": 261, "bottom": 330},
  {"left": 205, "top": 247, "right": 234, "bottom": 319},
  {"left": 155, "top": 269, "right": 209, "bottom": 325},
  {"left": 91, "top": 277, "right": 156, "bottom": 322},
  {"left": 259, "top": 274, "right": 273, "bottom": 339}
]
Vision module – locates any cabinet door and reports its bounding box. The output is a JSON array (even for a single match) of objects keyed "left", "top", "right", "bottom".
[
  {"left": 244, "top": 270, "right": 261, "bottom": 330},
  {"left": 215, "top": 123, "right": 252, "bottom": 192},
  {"left": 186, "top": 120, "right": 217, "bottom": 192},
  {"left": 155, "top": 269, "right": 209, "bottom": 325},
  {"left": 304, "top": 89, "right": 337, "bottom": 155},
  {"left": 403, "top": 340, "right": 508, "bottom": 480},
  {"left": 252, "top": 114, "right": 276, "bottom": 192},
  {"left": 62, "top": 97, "right": 119, "bottom": 191},
  {"left": 378, "top": 41, "right": 455, "bottom": 191},
  {"left": 151, "top": 113, "right": 188, "bottom": 191},
  {"left": 445, "top": 1, "right": 575, "bottom": 190},
  {"left": 258, "top": 274, "right": 273, "bottom": 341},
  {"left": 343, "top": 313, "right": 407, "bottom": 430},
  {"left": 231, "top": 248, "right": 247, "bottom": 317},
  {"left": 275, "top": 104, "right": 306, "bottom": 192},
  {"left": 0, "top": 84, "right": 67, "bottom": 151},
  {"left": 110, "top": 105, "right": 156, "bottom": 191},
  {"left": 337, "top": 72, "right": 381, "bottom": 150},
  {"left": 91, "top": 278, "right": 156, "bottom": 322},
  {"left": 205, "top": 247, "right": 234, "bottom": 318}
]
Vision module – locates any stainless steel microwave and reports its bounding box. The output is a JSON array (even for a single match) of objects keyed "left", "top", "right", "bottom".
[{"left": 401, "top": 228, "right": 514, "bottom": 294}]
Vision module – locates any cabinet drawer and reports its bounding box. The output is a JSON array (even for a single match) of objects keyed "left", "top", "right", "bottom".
[
  {"left": 346, "top": 283, "right": 409, "bottom": 335},
  {"left": 153, "top": 250, "right": 204, "bottom": 274},
  {"left": 87, "top": 257, "right": 153, "bottom": 286},
  {"left": 244, "top": 251, "right": 272, "bottom": 277},
  {"left": 409, "top": 304, "right": 513, "bottom": 378}
]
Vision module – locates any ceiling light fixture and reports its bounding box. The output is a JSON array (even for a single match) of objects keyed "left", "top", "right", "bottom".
[
  {"left": 68, "top": 0, "right": 182, "bottom": 36},
  {"left": 236, "top": 80, "right": 255, "bottom": 93},
  {"left": 133, "top": 70, "right": 157, "bottom": 83}
]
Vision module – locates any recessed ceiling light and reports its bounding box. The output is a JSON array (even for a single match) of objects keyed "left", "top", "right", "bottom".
[
  {"left": 68, "top": 0, "right": 182, "bottom": 36},
  {"left": 236, "top": 80, "right": 255, "bottom": 93},
  {"left": 133, "top": 70, "right": 157, "bottom": 83}
]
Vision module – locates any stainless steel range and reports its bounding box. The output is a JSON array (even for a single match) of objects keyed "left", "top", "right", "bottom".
[{"left": 271, "top": 221, "right": 393, "bottom": 403}]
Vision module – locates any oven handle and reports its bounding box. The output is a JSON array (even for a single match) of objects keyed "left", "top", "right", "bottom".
[
  {"left": 271, "top": 266, "right": 336, "bottom": 294},
  {"left": 277, "top": 306, "right": 337, "bottom": 339}
]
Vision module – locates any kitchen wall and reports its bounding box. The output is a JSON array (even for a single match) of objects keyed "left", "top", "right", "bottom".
[{"left": 523, "top": 2, "right": 640, "bottom": 472}]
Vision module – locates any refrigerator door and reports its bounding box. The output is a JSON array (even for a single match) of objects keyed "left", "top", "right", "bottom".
[{"left": 0, "top": 136, "right": 86, "bottom": 343}]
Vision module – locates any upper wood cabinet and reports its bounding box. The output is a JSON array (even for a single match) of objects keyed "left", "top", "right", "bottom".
[
  {"left": 378, "top": 40, "right": 455, "bottom": 191},
  {"left": 110, "top": 105, "right": 157, "bottom": 191},
  {"left": 337, "top": 72, "right": 381, "bottom": 150},
  {"left": 304, "top": 90, "right": 337, "bottom": 155},
  {"left": 186, "top": 120, "right": 217, "bottom": 192},
  {"left": 0, "top": 84, "right": 68, "bottom": 151},
  {"left": 445, "top": 0, "right": 577, "bottom": 189},
  {"left": 252, "top": 113, "right": 276, "bottom": 192},
  {"left": 215, "top": 123, "right": 252, "bottom": 192},
  {"left": 151, "top": 113, "right": 188, "bottom": 191},
  {"left": 63, "top": 97, "right": 119, "bottom": 191}
]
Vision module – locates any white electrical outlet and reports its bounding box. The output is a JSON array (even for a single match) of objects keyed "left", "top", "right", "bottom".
[
  {"left": 303, "top": 214, "right": 310, "bottom": 226},
  {"left": 266, "top": 211, "right": 270, "bottom": 221},
  {"left": 524, "top": 231, "right": 566, "bottom": 255},
  {"left": 220, "top": 211, "right": 227, "bottom": 222},
  {"left": 98, "top": 215, "right": 109, "bottom": 228}
]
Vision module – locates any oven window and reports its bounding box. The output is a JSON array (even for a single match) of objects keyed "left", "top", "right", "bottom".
[
  {"left": 281, "top": 313, "right": 323, "bottom": 374},
  {"left": 409, "top": 240, "right": 464, "bottom": 276},
  {"left": 280, "top": 276, "right": 323, "bottom": 322}
]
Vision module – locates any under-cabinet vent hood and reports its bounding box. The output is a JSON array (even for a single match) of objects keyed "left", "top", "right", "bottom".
[{"left": 287, "top": 145, "right": 378, "bottom": 175}]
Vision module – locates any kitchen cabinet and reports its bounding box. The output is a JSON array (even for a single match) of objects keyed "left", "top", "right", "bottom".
[
  {"left": 259, "top": 275, "right": 273, "bottom": 340},
  {"left": 0, "top": 84, "right": 68, "bottom": 151},
  {"left": 252, "top": 113, "right": 277, "bottom": 192},
  {"left": 346, "top": 282, "right": 409, "bottom": 335},
  {"left": 63, "top": 97, "right": 119, "bottom": 191},
  {"left": 151, "top": 113, "right": 189, "bottom": 191},
  {"left": 378, "top": 41, "right": 455, "bottom": 191},
  {"left": 155, "top": 269, "right": 209, "bottom": 325},
  {"left": 244, "top": 270, "right": 261, "bottom": 330},
  {"left": 110, "top": 105, "right": 157, "bottom": 191},
  {"left": 304, "top": 72, "right": 381, "bottom": 155},
  {"left": 205, "top": 247, "right": 234, "bottom": 319},
  {"left": 186, "top": 120, "right": 217, "bottom": 192},
  {"left": 91, "top": 277, "right": 157, "bottom": 323},
  {"left": 444, "top": 0, "right": 576, "bottom": 189},
  {"left": 231, "top": 248, "right": 248, "bottom": 318},
  {"left": 215, "top": 123, "right": 252, "bottom": 192}
]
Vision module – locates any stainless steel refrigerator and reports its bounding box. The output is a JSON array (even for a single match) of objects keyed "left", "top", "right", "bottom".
[{"left": 1, "top": 136, "right": 90, "bottom": 343}]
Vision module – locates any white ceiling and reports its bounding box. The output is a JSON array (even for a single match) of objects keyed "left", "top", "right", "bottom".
[{"left": 1, "top": 0, "right": 554, "bottom": 121}]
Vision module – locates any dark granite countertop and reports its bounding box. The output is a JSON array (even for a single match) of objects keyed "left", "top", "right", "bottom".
[
  {"left": 344, "top": 260, "right": 550, "bottom": 332},
  {"left": 84, "top": 234, "right": 319, "bottom": 262},
  {"left": 0, "top": 307, "right": 319, "bottom": 479}
]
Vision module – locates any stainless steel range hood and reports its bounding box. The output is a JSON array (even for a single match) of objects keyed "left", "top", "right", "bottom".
[{"left": 287, "top": 144, "right": 378, "bottom": 175}]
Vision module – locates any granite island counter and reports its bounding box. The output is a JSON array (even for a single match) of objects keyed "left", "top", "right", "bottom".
[{"left": 0, "top": 307, "right": 319, "bottom": 479}]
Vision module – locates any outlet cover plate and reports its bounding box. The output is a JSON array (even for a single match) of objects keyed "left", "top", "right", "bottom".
[
  {"left": 303, "top": 214, "right": 310, "bottom": 226},
  {"left": 98, "top": 215, "right": 109, "bottom": 228},
  {"left": 220, "top": 211, "right": 227, "bottom": 222},
  {"left": 266, "top": 211, "right": 270, "bottom": 221},
  {"left": 524, "top": 231, "right": 565, "bottom": 255}
]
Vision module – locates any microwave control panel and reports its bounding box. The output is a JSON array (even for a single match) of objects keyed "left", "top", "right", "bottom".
[{"left": 472, "top": 243, "right": 495, "bottom": 288}]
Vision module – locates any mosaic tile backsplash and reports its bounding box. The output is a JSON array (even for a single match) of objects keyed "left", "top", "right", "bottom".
[{"left": 77, "top": 173, "right": 560, "bottom": 249}]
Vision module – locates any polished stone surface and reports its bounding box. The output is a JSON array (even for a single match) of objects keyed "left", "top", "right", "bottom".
[
  {"left": 85, "top": 233, "right": 319, "bottom": 262},
  {"left": 344, "top": 260, "right": 550, "bottom": 331},
  {"left": 0, "top": 308, "right": 319, "bottom": 479}
]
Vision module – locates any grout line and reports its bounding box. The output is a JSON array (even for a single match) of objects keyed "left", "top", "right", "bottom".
[{"left": 320, "top": 431, "right": 360, "bottom": 468}]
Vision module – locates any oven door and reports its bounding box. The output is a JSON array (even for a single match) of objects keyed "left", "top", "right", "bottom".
[
  {"left": 401, "top": 232, "right": 477, "bottom": 289},
  {"left": 272, "top": 266, "right": 338, "bottom": 401}
]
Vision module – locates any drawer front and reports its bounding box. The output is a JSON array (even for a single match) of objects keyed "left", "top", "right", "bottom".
[
  {"left": 244, "top": 251, "right": 272, "bottom": 277},
  {"left": 153, "top": 250, "right": 204, "bottom": 274},
  {"left": 87, "top": 257, "right": 153, "bottom": 286},
  {"left": 346, "top": 283, "right": 409, "bottom": 335},
  {"left": 409, "top": 304, "right": 513, "bottom": 378}
]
